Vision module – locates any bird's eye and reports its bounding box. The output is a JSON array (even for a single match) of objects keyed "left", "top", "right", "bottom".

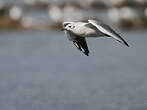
[{"left": 68, "top": 25, "right": 75, "bottom": 28}]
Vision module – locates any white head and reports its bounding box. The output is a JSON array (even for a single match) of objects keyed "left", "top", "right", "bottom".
[{"left": 61, "top": 22, "right": 75, "bottom": 31}]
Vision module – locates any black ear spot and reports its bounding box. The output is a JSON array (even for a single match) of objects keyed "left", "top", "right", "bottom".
[{"left": 64, "top": 23, "right": 70, "bottom": 27}]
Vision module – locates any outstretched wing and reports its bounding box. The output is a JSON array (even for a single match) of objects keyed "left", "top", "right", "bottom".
[
  {"left": 65, "top": 31, "right": 89, "bottom": 56},
  {"left": 88, "top": 20, "right": 129, "bottom": 47}
]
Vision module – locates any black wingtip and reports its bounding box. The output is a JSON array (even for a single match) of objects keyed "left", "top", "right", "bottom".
[
  {"left": 126, "top": 43, "right": 130, "bottom": 47},
  {"left": 84, "top": 52, "right": 89, "bottom": 56},
  {"left": 73, "top": 38, "right": 90, "bottom": 56},
  {"left": 123, "top": 40, "right": 130, "bottom": 47},
  {"left": 117, "top": 38, "right": 130, "bottom": 47}
]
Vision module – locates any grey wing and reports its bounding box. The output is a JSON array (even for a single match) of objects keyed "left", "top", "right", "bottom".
[
  {"left": 65, "top": 31, "right": 89, "bottom": 56},
  {"left": 88, "top": 20, "right": 129, "bottom": 47}
]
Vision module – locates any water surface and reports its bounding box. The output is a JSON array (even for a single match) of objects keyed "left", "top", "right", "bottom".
[{"left": 0, "top": 30, "right": 147, "bottom": 110}]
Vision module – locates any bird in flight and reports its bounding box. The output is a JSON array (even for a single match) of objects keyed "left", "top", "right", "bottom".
[{"left": 61, "top": 19, "right": 129, "bottom": 56}]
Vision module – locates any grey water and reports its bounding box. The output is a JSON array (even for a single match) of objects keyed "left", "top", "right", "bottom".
[{"left": 0, "top": 29, "right": 147, "bottom": 110}]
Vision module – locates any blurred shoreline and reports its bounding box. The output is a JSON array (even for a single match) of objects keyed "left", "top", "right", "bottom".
[{"left": 0, "top": 0, "right": 147, "bottom": 30}]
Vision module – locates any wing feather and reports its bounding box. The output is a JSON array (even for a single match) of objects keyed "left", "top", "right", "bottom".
[
  {"left": 65, "top": 31, "right": 89, "bottom": 56},
  {"left": 88, "top": 20, "right": 129, "bottom": 47}
]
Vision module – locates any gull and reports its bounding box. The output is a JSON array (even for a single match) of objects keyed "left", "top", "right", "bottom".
[{"left": 61, "top": 19, "right": 129, "bottom": 56}]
